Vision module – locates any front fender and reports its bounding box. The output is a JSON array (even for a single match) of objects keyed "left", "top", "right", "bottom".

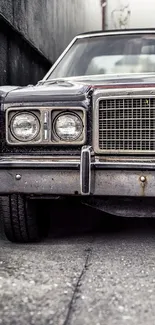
[{"left": 0, "top": 86, "right": 21, "bottom": 100}]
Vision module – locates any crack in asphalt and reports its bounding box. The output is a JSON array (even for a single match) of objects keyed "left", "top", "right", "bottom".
[{"left": 63, "top": 245, "right": 93, "bottom": 325}]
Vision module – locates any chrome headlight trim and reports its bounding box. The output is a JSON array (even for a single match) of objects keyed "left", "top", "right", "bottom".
[{"left": 6, "top": 106, "right": 86, "bottom": 146}]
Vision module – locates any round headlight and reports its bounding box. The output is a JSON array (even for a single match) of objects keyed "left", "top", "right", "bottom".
[
  {"left": 11, "top": 112, "right": 40, "bottom": 142},
  {"left": 54, "top": 113, "right": 83, "bottom": 141}
]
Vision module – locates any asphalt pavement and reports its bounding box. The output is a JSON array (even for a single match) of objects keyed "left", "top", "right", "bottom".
[{"left": 0, "top": 201, "right": 155, "bottom": 325}]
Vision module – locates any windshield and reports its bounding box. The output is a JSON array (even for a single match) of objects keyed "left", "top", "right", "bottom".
[{"left": 47, "top": 34, "right": 155, "bottom": 79}]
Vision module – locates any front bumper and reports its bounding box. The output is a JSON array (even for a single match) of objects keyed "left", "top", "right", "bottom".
[{"left": 0, "top": 146, "right": 155, "bottom": 196}]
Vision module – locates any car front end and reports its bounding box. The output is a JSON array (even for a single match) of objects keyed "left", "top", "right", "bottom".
[{"left": 2, "top": 29, "right": 155, "bottom": 242}]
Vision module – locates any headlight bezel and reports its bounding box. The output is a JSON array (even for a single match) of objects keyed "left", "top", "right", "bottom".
[
  {"left": 10, "top": 112, "right": 41, "bottom": 142},
  {"left": 6, "top": 106, "right": 86, "bottom": 146}
]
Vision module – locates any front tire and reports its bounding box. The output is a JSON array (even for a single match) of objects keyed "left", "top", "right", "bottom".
[{"left": 0, "top": 194, "right": 48, "bottom": 243}]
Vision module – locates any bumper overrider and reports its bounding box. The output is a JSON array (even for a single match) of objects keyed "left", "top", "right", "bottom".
[{"left": 0, "top": 146, "right": 155, "bottom": 196}]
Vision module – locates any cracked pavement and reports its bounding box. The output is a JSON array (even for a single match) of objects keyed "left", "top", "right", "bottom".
[{"left": 0, "top": 203, "right": 155, "bottom": 325}]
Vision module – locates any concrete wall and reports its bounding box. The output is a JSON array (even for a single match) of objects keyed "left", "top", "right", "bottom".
[
  {"left": 0, "top": 15, "right": 51, "bottom": 86},
  {"left": 105, "top": 0, "right": 155, "bottom": 30},
  {"left": 0, "top": 0, "right": 102, "bottom": 63}
]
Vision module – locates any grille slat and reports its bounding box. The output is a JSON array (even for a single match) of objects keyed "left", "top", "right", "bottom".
[{"left": 98, "top": 98, "right": 155, "bottom": 153}]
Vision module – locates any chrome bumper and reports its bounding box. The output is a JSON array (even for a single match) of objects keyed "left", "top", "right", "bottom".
[{"left": 1, "top": 146, "right": 155, "bottom": 196}]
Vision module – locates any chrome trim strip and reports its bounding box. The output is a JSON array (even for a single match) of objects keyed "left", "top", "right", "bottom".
[
  {"left": 44, "top": 112, "right": 48, "bottom": 124},
  {"left": 1, "top": 156, "right": 155, "bottom": 170},
  {"left": 94, "top": 89, "right": 155, "bottom": 97},
  {"left": 77, "top": 30, "right": 155, "bottom": 39},
  {"left": 94, "top": 162, "right": 155, "bottom": 170},
  {"left": 0, "top": 161, "right": 80, "bottom": 168},
  {"left": 44, "top": 129, "right": 48, "bottom": 141},
  {"left": 0, "top": 156, "right": 80, "bottom": 168},
  {"left": 43, "top": 111, "right": 49, "bottom": 140}
]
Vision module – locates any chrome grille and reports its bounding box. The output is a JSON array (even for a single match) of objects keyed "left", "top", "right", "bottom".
[{"left": 98, "top": 98, "right": 155, "bottom": 153}]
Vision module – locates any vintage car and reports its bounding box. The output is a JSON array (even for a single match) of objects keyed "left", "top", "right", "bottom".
[{"left": 1, "top": 29, "right": 155, "bottom": 242}]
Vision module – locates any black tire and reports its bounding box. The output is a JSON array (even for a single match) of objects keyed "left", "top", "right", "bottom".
[{"left": 0, "top": 194, "right": 49, "bottom": 243}]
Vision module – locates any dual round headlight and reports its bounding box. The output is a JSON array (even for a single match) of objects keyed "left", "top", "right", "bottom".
[
  {"left": 54, "top": 113, "right": 83, "bottom": 141},
  {"left": 10, "top": 112, "right": 83, "bottom": 142},
  {"left": 11, "top": 112, "right": 40, "bottom": 142}
]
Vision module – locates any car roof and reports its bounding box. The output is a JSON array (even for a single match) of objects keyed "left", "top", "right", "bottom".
[{"left": 78, "top": 28, "right": 155, "bottom": 37}]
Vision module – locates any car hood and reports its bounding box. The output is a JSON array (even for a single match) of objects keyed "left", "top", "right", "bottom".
[
  {"left": 4, "top": 73, "right": 155, "bottom": 103},
  {"left": 4, "top": 82, "right": 91, "bottom": 103}
]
